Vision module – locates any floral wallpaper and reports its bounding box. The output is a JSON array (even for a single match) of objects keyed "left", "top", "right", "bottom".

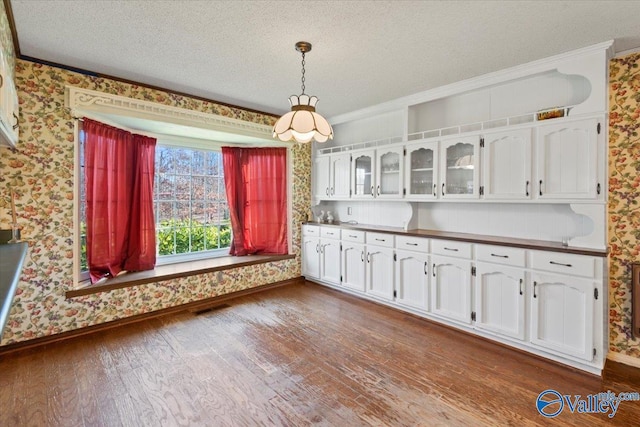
[
  {"left": 609, "top": 51, "right": 640, "bottom": 359},
  {"left": 0, "top": 57, "right": 310, "bottom": 344}
]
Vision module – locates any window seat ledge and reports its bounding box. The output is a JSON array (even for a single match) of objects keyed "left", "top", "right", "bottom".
[{"left": 66, "top": 254, "right": 296, "bottom": 298}]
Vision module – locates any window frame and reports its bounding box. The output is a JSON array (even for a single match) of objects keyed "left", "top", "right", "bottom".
[{"left": 73, "top": 119, "right": 293, "bottom": 286}]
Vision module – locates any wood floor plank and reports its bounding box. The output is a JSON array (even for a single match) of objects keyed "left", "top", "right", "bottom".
[{"left": 1, "top": 281, "right": 640, "bottom": 426}]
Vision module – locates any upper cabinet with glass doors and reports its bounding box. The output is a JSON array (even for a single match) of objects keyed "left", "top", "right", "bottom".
[
  {"left": 352, "top": 149, "right": 375, "bottom": 199},
  {"left": 375, "top": 145, "right": 404, "bottom": 199},
  {"left": 439, "top": 136, "right": 481, "bottom": 199},
  {"left": 405, "top": 141, "right": 438, "bottom": 199}
]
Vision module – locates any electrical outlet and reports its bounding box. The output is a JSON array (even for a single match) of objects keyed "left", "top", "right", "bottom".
[{"left": 347, "top": 207, "right": 353, "bottom": 215}]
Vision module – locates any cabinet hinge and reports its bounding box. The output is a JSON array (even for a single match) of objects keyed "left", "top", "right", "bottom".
[
  {"left": 340, "top": 244, "right": 343, "bottom": 251},
  {"left": 471, "top": 311, "right": 476, "bottom": 321},
  {"left": 597, "top": 123, "right": 601, "bottom": 134},
  {"left": 340, "top": 275, "right": 343, "bottom": 282},
  {"left": 471, "top": 266, "right": 476, "bottom": 276},
  {"left": 403, "top": 148, "right": 407, "bottom": 156},
  {"left": 480, "top": 137, "right": 484, "bottom": 148},
  {"left": 594, "top": 288, "right": 598, "bottom": 300},
  {"left": 403, "top": 188, "right": 406, "bottom": 195},
  {"left": 393, "top": 290, "right": 397, "bottom": 298},
  {"left": 350, "top": 155, "right": 353, "bottom": 162},
  {"left": 479, "top": 186, "right": 484, "bottom": 196},
  {"left": 393, "top": 253, "right": 397, "bottom": 261}
]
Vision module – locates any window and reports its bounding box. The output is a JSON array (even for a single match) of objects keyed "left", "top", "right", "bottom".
[
  {"left": 78, "top": 130, "right": 231, "bottom": 276},
  {"left": 154, "top": 145, "right": 230, "bottom": 261}
]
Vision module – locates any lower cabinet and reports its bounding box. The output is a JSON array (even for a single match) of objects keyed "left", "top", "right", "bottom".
[
  {"left": 320, "top": 238, "right": 341, "bottom": 286},
  {"left": 301, "top": 224, "right": 606, "bottom": 373},
  {"left": 475, "top": 263, "right": 526, "bottom": 340},
  {"left": 395, "top": 249, "right": 429, "bottom": 312},
  {"left": 301, "top": 235, "right": 320, "bottom": 279},
  {"left": 366, "top": 245, "right": 395, "bottom": 301},
  {"left": 341, "top": 241, "right": 366, "bottom": 292},
  {"left": 431, "top": 255, "right": 472, "bottom": 324},
  {"left": 530, "top": 272, "right": 595, "bottom": 361}
]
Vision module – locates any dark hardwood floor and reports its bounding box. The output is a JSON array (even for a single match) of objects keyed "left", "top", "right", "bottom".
[{"left": 1, "top": 281, "right": 639, "bottom": 426}]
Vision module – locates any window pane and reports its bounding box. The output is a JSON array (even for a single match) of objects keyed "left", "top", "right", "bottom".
[
  {"left": 157, "top": 228, "right": 176, "bottom": 255},
  {"left": 157, "top": 175, "right": 174, "bottom": 200},
  {"left": 192, "top": 201, "right": 205, "bottom": 224},
  {"left": 206, "top": 151, "right": 221, "bottom": 176},
  {"left": 192, "top": 151, "right": 206, "bottom": 175},
  {"left": 157, "top": 201, "right": 174, "bottom": 223},
  {"left": 175, "top": 149, "right": 192, "bottom": 174},
  {"left": 192, "top": 176, "right": 205, "bottom": 201},
  {"left": 191, "top": 226, "right": 205, "bottom": 252},
  {"left": 156, "top": 147, "right": 174, "bottom": 174}
]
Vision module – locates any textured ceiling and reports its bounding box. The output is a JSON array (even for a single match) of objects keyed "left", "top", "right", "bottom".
[{"left": 9, "top": 0, "right": 640, "bottom": 119}]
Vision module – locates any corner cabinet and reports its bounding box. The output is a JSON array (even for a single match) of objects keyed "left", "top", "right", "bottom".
[{"left": 536, "top": 117, "right": 601, "bottom": 200}]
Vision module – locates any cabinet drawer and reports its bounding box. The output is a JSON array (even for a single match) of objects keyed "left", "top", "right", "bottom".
[
  {"left": 302, "top": 225, "right": 319, "bottom": 236},
  {"left": 476, "top": 244, "right": 525, "bottom": 267},
  {"left": 320, "top": 226, "right": 341, "bottom": 239},
  {"left": 396, "top": 235, "right": 429, "bottom": 253},
  {"left": 530, "top": 251, "right": 596, "bottom": 278},
  {"left": 342, "top": 229, "right": 365, "bottom": 243},
  {"left": 431, "top": 239, "right": 472, "bottom": 259},
  {"left": 366, "top": 232, "right": 394, "bottom": 248}
]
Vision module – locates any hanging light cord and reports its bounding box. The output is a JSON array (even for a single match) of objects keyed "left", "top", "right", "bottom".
[{"left": 300, "top": 51, "right": 306, "bottom": 94}]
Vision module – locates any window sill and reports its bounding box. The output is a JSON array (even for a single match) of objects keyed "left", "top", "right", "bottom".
[{"left": 66, "top": 254, "right": 296, "bottom": 298}]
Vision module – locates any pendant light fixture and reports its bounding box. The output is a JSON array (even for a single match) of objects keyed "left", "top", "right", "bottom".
[{"left": 273, "top": 41, "right": 333, "bottom": 143}]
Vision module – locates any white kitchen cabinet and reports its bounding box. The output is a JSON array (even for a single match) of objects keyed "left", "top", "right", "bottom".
[
  {"left": 440, "top": 135, "right": 481, "bottom": 199},
  {"left": 313, "top": 153, "right": 351, "bottom": 200},
  {"left": 320, "top": 237, "right": 341, "bottom": 286},
  {"left": 395, "top": 249, "right": 429, "bottom": 312},
  {"left": 475, "top": 262, "right": 526, "bottom": 340},
  {"left": 405, "top": 141, "right": 438, "bottom": 199},
  {"left": 366, "top": 245, "right": 395, "bottom": 301},
  {"left": 375, "top": 145, "right": 404, "bottom": 198},
  {"left": 431, "top": 255, "right": 472, "bottom": 324},
  {"left": 301, "top": 226, "right": 320, "bottom": 279},
  {"left": 530, "top": 272, "right": 595, "bottom": 361},
  {"left": 536, "top": 117, "right": 601, "bottom": 200},
  {"left": 352, "top": 149, "right": 376, "bottom": 199},
  {"left": 481, "top": 128, "right": 532, "bottom": 200},
  {"left": 341, "top": 241, "right": 365, "bottom": 292},
  {"left": 0, "top": 49, "right": 19, "bottom": 148}
]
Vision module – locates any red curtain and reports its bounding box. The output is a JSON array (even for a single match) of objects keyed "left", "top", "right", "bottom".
[
  {"left": 222, "top": 147, "right": 288, "bottom": 255},
  {"left": 84, "top": 119, "right": 157, "bottom": 283}
]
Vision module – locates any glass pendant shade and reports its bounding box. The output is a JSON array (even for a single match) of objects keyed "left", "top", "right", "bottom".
[{"left": 273, "top": 95, "right": 333, "bottom": 143}]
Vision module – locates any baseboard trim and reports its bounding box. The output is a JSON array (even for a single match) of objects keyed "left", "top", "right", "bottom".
[
  {"left": 607, "top": 351, "right": 640, "bottom": 369},
  {"left": 0, "top": 277, "right": 303, "bottom": 356}
]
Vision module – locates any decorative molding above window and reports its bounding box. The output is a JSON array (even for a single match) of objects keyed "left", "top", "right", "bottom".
[{"left": 64, "top": 86, "right": 276, "bottom": 144}]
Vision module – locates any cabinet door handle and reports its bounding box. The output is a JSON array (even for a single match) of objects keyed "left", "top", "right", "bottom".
[
  {"left": 376, "top": 185, "right": 380, "bottom": 196},
  {"left": 424, "top": 262, "right": 428, "bottom": 275},
  {"left": 367, "top": 253, "right": 371, "bottom": 263},
  {"left": 444, "top": 247, "right": 458, "bottom": 252},
  {"left": 433, "top": 263, "right": 436, "bottom": 277},
  {"left": 442, "top": 183, "right": 445, "bottom": 196},
  {"left": 539, "top": 180, "right": 543, "bottom": 196},
  {"left": 370, "top": 185, "right": 374, "bottom": 197},
  {"left": 12, "top": 113, "right": 19, "bottom": 130},
  {"left": 519, "top": 278, "right": 523, "bottom": 296},
  {"left": 326, "top": 232, "right": 334, "bottom": 235},
  {"left": 433, "top": 183, "right": 437, "bottom": 197},
  {"left": 406, "top": 242, "right": 418, "bottom": 246},
  {"left": 533, "top": 281, "right": 537, "bottom": 298},
  {"left": 0, "top": 74, "right": 3, "bottom": 88},
  {"left": 375, "top": 238, "right": 386, "bottom": 242},
  {"left": 331, "top": 187, "right": 334, "bottom": 196},
  {"left": 549, "top": 261, "right": 572, "bottom": 268},
  {"left": 525, "top": 180, "right": 529, "bottom": 197},
  {"left": 361, "top": 251, "right": 364, "bottom": 262},
  {"left": 491, "top": 253, "right": 508, "bottom": 258},
  {"left": 348, "top": 234, "right": 358, "bottom": 238},
  {"left": 316, "top": 243, "right": 319, "bottom": 253},
  {"left": 597, "top": 183, "right": 601, "bottom": 195},
  {"left": 326, "top": 187, "right": 329, "bottom": 196}
]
